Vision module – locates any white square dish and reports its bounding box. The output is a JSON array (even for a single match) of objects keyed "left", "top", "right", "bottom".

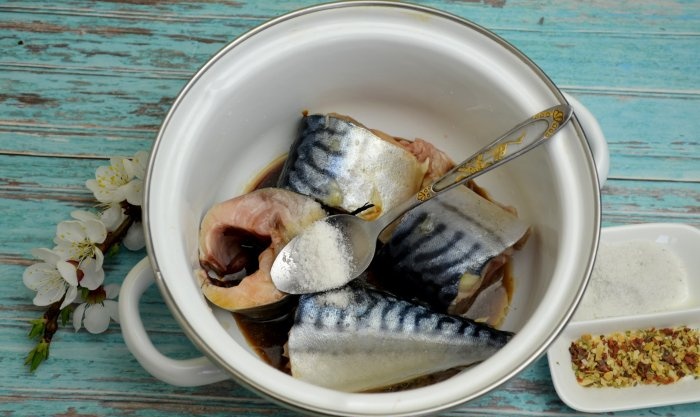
[{"left": 548, "top": 223, "right": 700, "bottom": 412}]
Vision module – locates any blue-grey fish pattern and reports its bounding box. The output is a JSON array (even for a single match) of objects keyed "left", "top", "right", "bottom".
[
  {"left": 278, "top": 113, "right": 426, "bottom": 219},
  {"left": 287, "top": 282, "right": 513, "bottom": 392},
  {"left": 377, "top": 185, "right": 530, "bottom": 314}
]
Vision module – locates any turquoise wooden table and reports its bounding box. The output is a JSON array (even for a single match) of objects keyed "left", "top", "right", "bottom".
[{"left": 1, "top": 1, "right": 698, "bottom": 416}]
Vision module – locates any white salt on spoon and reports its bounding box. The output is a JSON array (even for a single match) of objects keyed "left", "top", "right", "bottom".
[{"left": 273, "top": 220, "right": 353, "bottom": 293}]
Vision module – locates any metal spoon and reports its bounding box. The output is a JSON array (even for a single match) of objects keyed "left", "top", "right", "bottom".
[{"left": 271, "top": 104, "right": 573, "bottom": 294}]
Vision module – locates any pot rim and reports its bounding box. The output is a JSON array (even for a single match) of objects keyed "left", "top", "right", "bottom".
[{"left": 143, "top": 1, "right": 601, "bottom": 415}]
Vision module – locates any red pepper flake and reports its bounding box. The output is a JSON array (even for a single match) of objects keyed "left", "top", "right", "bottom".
[{"left": 569, "top": 326, "right": 700, "bottom": 388}]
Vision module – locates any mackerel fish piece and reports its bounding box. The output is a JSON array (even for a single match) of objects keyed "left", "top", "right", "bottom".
[
  {"left": 376, "top": 185, "right": 530, "bottom": 315},
  {"left": 278, "top": 113, "right": 427, "bottom": 220},
  {"left": 287, "top": 283, "right": 513, "bottom": 392}
]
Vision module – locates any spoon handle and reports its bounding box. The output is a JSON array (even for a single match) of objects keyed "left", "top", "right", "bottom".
[{"left": 375, "top": 103, "right": 573, "bottom": 231}]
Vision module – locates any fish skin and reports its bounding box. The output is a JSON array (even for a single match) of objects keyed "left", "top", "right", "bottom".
[
  {"left": 288, "top": 283, "right": 513, "bottom": 392},
  {"left": 376, "top": 185, "right": 530, "bottom": 314},
  {"left": 278, "top": 113, "right": 427, "bottom": 220}
]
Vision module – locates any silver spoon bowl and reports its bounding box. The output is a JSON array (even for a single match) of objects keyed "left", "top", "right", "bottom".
[{"left": 271, "top": 104, "right": 573, "bottom": 294}]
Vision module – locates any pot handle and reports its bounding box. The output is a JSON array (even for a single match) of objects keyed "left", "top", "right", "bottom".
[
  {"left": 562, "top": 92, "right": 610, "bottom": 187},
  {"left": 119, "top": 257, "right": 228, "bottom": 386}
]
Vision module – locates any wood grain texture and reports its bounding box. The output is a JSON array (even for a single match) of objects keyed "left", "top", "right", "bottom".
[{"left": 1, "top": 0, "right": 698, "bottom": 416}]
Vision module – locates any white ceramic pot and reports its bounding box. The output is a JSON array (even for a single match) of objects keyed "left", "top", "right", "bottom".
[{"left": 119, "top": 2, "right": 609, "bottom": 416}]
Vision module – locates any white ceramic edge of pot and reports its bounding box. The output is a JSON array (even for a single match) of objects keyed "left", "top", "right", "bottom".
[
  {"left": 119, "top": 257, "right": 230, "bottom": 387},
  {"left": 562, "top": 92, "right": 609, "bottom": 187},
  {"left": 137, "top": 1, "right": 603, "bottom": 416}
]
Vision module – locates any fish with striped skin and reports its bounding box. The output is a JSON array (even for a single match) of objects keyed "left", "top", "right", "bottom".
[
  {"left": 288, "top": 282, "right": 514, "bottom": 392},
  {"left": 278, "top": 113, "right": 453, "bottom": 220},
  {"left": 376, "top": 185, "right": 530, "bottom": 316}
]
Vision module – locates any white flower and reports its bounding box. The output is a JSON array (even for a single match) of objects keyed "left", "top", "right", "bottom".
[
  {"left": 71, "top": 207, "right": 144, "bottom": 251},
  {"left": 86, "top": 151, "right": 148, "bottom": 206},
  {"left": 98, "top": 204, "right": 127, "bottom": 232},
  {"left": 53, "top": 218, "right": 106, "bottom": 263},
  {"left": 123, "top": 151, "right": 148, "bottom": 188},
  {"left": 123, "top": 179, "right": 144, "bottom": 206},
  {"left": 30, "top": 247, "right": 62, "bottom": 265},
  {"left": 57, "top": 257, "right": 105, "bottom": 291},
  {"left": 73, "top": 284, "right": 120, "bottom": 334},
  {"left": 122, "top": 150, "right": 148, "bottom": 206},
  {"left": 123, "top": 222, "right": 145, "bottom": 251},
  {"left": 86, "top": 158, "right": 130, "bottom": 203},
  {"left": 70, "top": 210, "right": 100, "bottom": 223},
  {"left": 23, "top": 248, "right": 78, "bottom": 309}
]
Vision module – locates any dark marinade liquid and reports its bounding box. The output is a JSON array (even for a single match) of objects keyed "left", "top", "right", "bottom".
[{"left": 233, "top": 157, "right": 514, "bottom": 380}]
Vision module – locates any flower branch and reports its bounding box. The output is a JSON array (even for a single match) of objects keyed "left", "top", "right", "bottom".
[{"left": 23, "top": 151, "right": 148, "bottom": 371}]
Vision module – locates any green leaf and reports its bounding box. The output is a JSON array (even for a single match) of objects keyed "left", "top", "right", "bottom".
[
  {"left": 25, "top": 340, "right": 50, "bottom": 372},
  {"left": 107, "top": 243, "right": 120, "bottom": 257},
  {"left": 60, "top": 306, "right": 73, "bottom": 326},
  {"left": 27, "top": 318, "right": 46, "bottom": 340}
]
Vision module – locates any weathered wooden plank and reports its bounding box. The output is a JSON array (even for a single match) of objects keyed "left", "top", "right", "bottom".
[
  {"left": 2, "top": 381, "right": 699, "bottom": 417},
  {"left": 1, "top": 2, "right": 698, "bottom": 92},
  {"left": 569, "top": 94, "right": 700, "bottom": 182},
  {"left": 3, "top": 29, "right": 693, "bottom": 95},
  {"left": 0, "top": 154, "right": 102, "bottom": 193},
  {"left": 0, "top": 130, "right": 154, "bottom": 159},
  {"left": 0, "top": 10, "right": 258, "bottom": 73},
  {"left": 3, "top": 0, "right": 699, "bottom": 32},
  {"left": 602, "top": 179, "right": 700, "bottom": 225},
  {"left": 0, "top": 395, "right": 300, "bottom": 417},
  {"left": 0, "top": 68, "right": 182, "bottom": 132},
  {"left": 0, "top": 198, "right": 95, "bottom": 258}
]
